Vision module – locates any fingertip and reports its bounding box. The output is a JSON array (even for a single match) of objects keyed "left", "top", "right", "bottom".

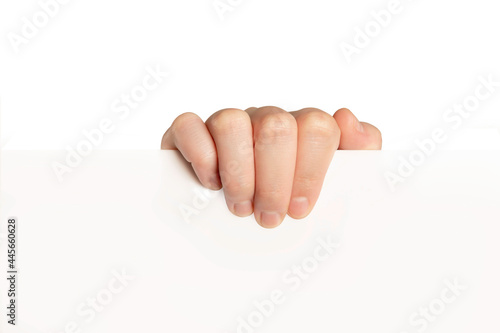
[
  {"left": 334, "top": 108, "right": 382, "bottom": 150},
  {"left": 288, "top": 196, "right": 311, "bottom": 219},
  {"left": 333, "top": 108, "right": 360, "bottom": 132},
  {"left": 161, "top": 127, "right": 174, "bottom": 150},
  {"left": 227, "top": 199, "right": 254, "bottom": 217},
  {"left": 360, "top": 122, "right": 383, "bottom": 150},
  {"left": 208, "top": 172, "right": 223, "bottom": 191},
  {"left": 256, "top": 211, "right": 285, "bottom": 229}
]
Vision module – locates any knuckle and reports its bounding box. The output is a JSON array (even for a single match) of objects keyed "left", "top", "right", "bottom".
[
  {"left": 299, "top": 109, "right": 340, "bottom": 143},
  {"left": 257, "top": 112, "right": 297, "bottom": 143},
  {"left": 256, "top": 182, "right": 290, "bottom": 199},
  {"left": 172, "top": 112, "right": 201, "bottom": 133},
  {"left": 294, "top": 173, "right": 323, "bottom": 191},
  {"left": 219, "top": 160, "right": 253, "bottom": 192},
  {"left": 258, "top": 106, "right": 285, "bottom": 114},
  {"left": 207, "top": 108, "right": 249, "bottom": 134},
  {"left": 221, "top": 173, "right": 253, "bottom": 193},
  {"left": 223, "top": 178, "right": 254, "bottom": 194},
  {"left": 259, "top": 189, "right": 289, "bottom": 199},
  {"left": 192, "top": 151, "right": 216, "bottom": 169}
]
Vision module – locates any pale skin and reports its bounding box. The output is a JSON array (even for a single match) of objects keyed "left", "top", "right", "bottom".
[{"left": 161, "top": 106, "right": 382, "bottom": 228}]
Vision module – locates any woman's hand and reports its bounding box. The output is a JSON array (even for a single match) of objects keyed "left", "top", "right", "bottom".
[{"left": 161, "top": 107, "right": 382, "bottom": 228}]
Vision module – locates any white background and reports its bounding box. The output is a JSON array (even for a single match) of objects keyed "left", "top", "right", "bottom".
[
  {"left": 1, "top": 0, "right": 500, "bottom": 150},
  {"left": 2, "top": 150, "right": 499, "bottom": 332},
  {"left": 1, "top": 2, "right": 500, "bottom": 331}
]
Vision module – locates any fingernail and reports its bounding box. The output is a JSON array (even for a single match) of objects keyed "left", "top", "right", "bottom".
[
  {"left": 289, "top": 197, "right": 310, "bottom": 218},
  {"left": 259, "top": 211, "right": 282, "bottom": 228},
  {"left": 209, "top": 174, "right": 222, "bottom": 190},
  {"left": 233, "top": 200, "right": 253, "bottom": 217}
]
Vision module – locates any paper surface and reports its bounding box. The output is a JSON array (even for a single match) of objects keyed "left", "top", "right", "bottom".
[{"left": 1, "top": 150, "right": 499, "bottom": 332}]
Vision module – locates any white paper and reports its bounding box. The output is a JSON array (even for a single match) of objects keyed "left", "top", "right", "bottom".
[{"left": 1, "top": 150, "right": 499, "bottom": 332}]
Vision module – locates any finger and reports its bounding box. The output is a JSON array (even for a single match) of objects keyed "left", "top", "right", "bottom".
[
  {"left": 333, "top": 108, "right": 382, "bottom": 150},
  {"left": 288, "top": 108, "right": 340, "bottom": 219},
  {"left": 249, "top": 106, "right": 298, "bottom": 228},
  {"left": 161, "top": 112, "right": 221, "bottom": 190},
  {"left": 206, "top": 109, "right": 255, "bottom": 217},
  {"left": 245, "top": 107, "right": 258, "bottom": 113}
]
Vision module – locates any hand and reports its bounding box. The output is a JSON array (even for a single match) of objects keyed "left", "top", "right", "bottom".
[{"left": 161, "top": 106, "right": 382, "bottom": 228}]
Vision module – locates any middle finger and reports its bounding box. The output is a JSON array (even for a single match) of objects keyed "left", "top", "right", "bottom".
[{"left": 247, "top": 106, "right": 298, "bottom": 228}]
